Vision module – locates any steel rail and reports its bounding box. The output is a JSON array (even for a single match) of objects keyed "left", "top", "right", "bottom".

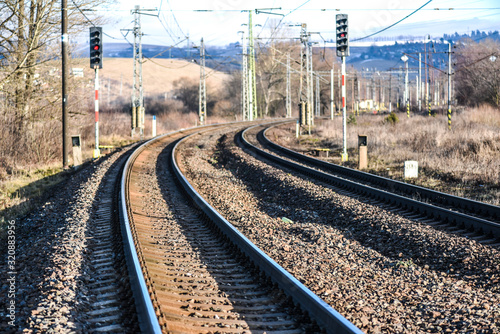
[
  {"left": 239, "top": 125, "right": 500, "bottom": 240},
  {"left": 119, "top": 124, "right": 225, "bottom": 333},
  {"left": 261, "top": 126, "right": 500, "bottom": 222},
  {"left": 171, "top": 130, "right": 363, "bottom": 334},
  {"left": 120, "top": 136, "right": 164, "bottom": 334}
]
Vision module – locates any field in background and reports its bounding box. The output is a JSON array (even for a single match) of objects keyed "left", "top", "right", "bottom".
[
  {"left": 70, "top": 58, "right": 229, "bottom": 104},
  {"left": 273, "top": 106, "right": 500, "bottom": 205}
]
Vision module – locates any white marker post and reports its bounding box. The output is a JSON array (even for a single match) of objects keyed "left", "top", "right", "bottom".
[{"left": 152, "top": 115, "right": 157, "bottom": 137}]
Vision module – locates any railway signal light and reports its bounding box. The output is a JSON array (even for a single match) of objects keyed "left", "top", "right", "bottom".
[
  {"left": 336, "top": 14, "right": 349, "bottom": 57},
  {"left": 90, "top": 27, "right": 103, "bottom": 69}
]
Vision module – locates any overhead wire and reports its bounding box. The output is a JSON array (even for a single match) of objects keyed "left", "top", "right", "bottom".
[
  {"left": 351, "top": 0, "right": 433, "bottom": 41},
  {"left": 263, "top": 0, "right": 313, "bottom": 45},
  {"left": 71, "top": 0, "right": 124, "bottom": 40},
  {"left": 156, "top": 0, "right": 180, "bottom": 43},
  {"left": 166, "top": 0, "right": 187, "bottom": 38}
]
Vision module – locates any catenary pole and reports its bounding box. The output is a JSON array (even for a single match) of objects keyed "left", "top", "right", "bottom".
[
  {"left": 61, "top": 0, "right": 68, "bottom": 167},
  {"left": 418, "top": 52, "right": 422, "bottom": 112},
  {"left": 199, "top": 38, "right": 206, "bottom": 125},
  {"left": 286, "top": 53, "right": 291, "bottom": 118},
  {"left": 330, "top": 68, "right": 334, "bottom": 120},
  {"left": 447, "top": 42, "right": 452, "bottom": 129},
  {"left": 248, "top": 11, "right": 257, "bottom": 120},
  {"left": 138, "top": 12, "right": 144, "bottom": 139}
]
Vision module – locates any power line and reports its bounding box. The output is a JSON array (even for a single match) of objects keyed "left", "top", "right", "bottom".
[
  {"left": 166, "top": 0, "right": 187, "bottom": 38},
  {"left": 86, "top": 7, "right": 500, "bottom": 12},
  {"left": 352, "top": 0, "right": 433, "bottom": 42},
  {"left": 264, "top": 0, "right": 312, "bottom": 44},
  {"left": 70, "top": 1, "right": 124, "bottom": 40}
]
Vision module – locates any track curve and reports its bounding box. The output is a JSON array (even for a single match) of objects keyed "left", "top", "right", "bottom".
[
  {"left": 239, "top": 123, "right": 500, "bottom": 245},
  {"left": 120, "top": 122, "right": 362, "bottom": 333}
]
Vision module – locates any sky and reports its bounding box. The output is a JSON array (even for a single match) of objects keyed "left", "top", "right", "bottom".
[{"left": 90, "top": 0, "right": 500, "bottom": 46}]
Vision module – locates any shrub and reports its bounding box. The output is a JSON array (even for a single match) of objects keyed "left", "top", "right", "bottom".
[
  {"left": 385, "top": 112, "right": 399, "bottom": 125},
  {"left": 347, "top": 114, "right": 357, "bottom": 125}
]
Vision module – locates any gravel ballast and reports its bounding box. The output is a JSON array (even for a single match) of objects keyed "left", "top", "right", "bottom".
[
  {"left": 0, "top": 148, "right": 133, "bottom": 333},
  {"left": 178, "top": 128, "right": 500, "bottom": 333}
]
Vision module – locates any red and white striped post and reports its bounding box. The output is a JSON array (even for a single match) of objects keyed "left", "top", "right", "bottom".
[
  {"left": 93, "top": 68, "right": 100, "bottom": 158},
  {"left": 341, "top": 56, "right": 348, "bottom": 162}
]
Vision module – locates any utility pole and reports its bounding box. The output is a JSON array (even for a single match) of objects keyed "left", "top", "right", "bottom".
[
  {"left": 299, "top": 23, "right": 311, "bottom": 130},
  {"left": 308, "top": 42, "right": 314, "bottom": 128},
  {"left": 198, "top": 38, "right": 206, "bottom": 125},
  {"left": 315, "top": 74, "right": 320, "bottom": 117},
  {"left": 389, "top": 72, "right": 392, "bottom": 113},
  {"left": 239, "top": 31, "right": 250, "bottom": 121},
  {"left": 131, "top": 6, "right": 143, "bottom": 138},
  {"left": 428, "top": 57, "right": 432, "bottom": 115},
  {"left": 447, "top": 42, "right": 452, "bottom": 129},
  {"left": 330, "top": 68, "right": 334, "bottom": 120},
  {"left": 286, "top": 53, "right": 291, "bottom": 118},
  {"left": 107, "top": 78, "right": 110, "bottom": 106},
  {"left": 248, "top": 11, "right": 257, "bottom": 120},
  {"left": 127, "top": 6, "right": 156, "bottom": 139},
  {"left": 418, "top": 52, "right": 422, "bottom": 112},
  {"left": 61, "top": 0, "right": 68, "bottom": 167},
  {"left": 401, "top": 54, "right": 409, "bottom": 117}
]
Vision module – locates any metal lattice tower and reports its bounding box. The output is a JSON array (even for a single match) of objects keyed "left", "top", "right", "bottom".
[
  {"left": 240, "top": 31, "right": 250, "bottom": 121},
  {"left": 199, "top": 38, "right": 206, "bottom": 125},
  {"left": 131, "top": 5, "right": 144, "bottom": 138},
  {"left": 248, "top": 11, "right": 257, "bottom": 121},
  {"left": 299, "top": 23, "right": 312, "bottom": 127}
]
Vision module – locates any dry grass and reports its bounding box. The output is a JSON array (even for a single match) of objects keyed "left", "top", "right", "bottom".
[
  {"left": 277, "top": 106, "right": 500, "bottom": 205},
  {"left": 0, "top": 162, "right": 67, "bottom": 223},
  {"left": 0, "top": 56, "right": 234, "bottom": 225},
  {"left": 0, "top": 109, "right": 219, "bottom": 224},
  {"left": 69, "top": 58, "right": 230, "bottom": 104}
]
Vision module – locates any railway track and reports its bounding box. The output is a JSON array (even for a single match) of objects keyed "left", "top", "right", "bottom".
[
  {"left": 83, "top": 148, "right": 140, "bottom": 332},
  {"left": 120, "top": 123, "right": 362, "bottom": 333},
  {"left": 239, "top": 123, "right": 500, "bottom": 246}
]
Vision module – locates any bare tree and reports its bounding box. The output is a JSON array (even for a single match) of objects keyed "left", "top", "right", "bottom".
[
  {"left": 0, "top": 0, "right": 110, "bottom": 169},
  {"left": 454, "top": 39, "right": 500, "bottom": 108}
]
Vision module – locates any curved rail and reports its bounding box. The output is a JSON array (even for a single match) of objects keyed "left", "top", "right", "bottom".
[
  {"left": 171, "top": 131, "right": 363, "bottom": 334},
  {"left": 120, "top": 136, "right": 165, "bottom": 334},
  {"left": 238, "top": 125, "right": 500, "bottom": 241},
  {"left": 119, "top": 124, "right": 224, "bottom": 333},
  {"left": 262, "top": 126, "right": 500, "bottom": 222}
]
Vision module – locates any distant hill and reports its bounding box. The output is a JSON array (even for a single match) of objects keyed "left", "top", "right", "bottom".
[
  {"left": 72, "top": 30, "right": 499, "bottom": 74},
  {"left": 74, "top": 42, "right": 242, "bottom": 73},
  {"left": 69, "top": 58, "right": 230, "bottom": 104}
]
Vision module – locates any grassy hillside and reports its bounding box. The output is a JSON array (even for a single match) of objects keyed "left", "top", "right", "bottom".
[{"left": 69, "top": 58, "right": 230, "bottom": 103}]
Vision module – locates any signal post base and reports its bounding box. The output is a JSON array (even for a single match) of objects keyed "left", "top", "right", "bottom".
[{"left": 93, "top": 149, "right": 100, "bottom": 159}]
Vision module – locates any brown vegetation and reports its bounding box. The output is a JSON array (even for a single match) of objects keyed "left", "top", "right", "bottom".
[
  {"left": 454, "top": 39, "right": 500, "bottom": 108},
  {"left": 274, "top": 106, "right": 500, "bottom": 205}
]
